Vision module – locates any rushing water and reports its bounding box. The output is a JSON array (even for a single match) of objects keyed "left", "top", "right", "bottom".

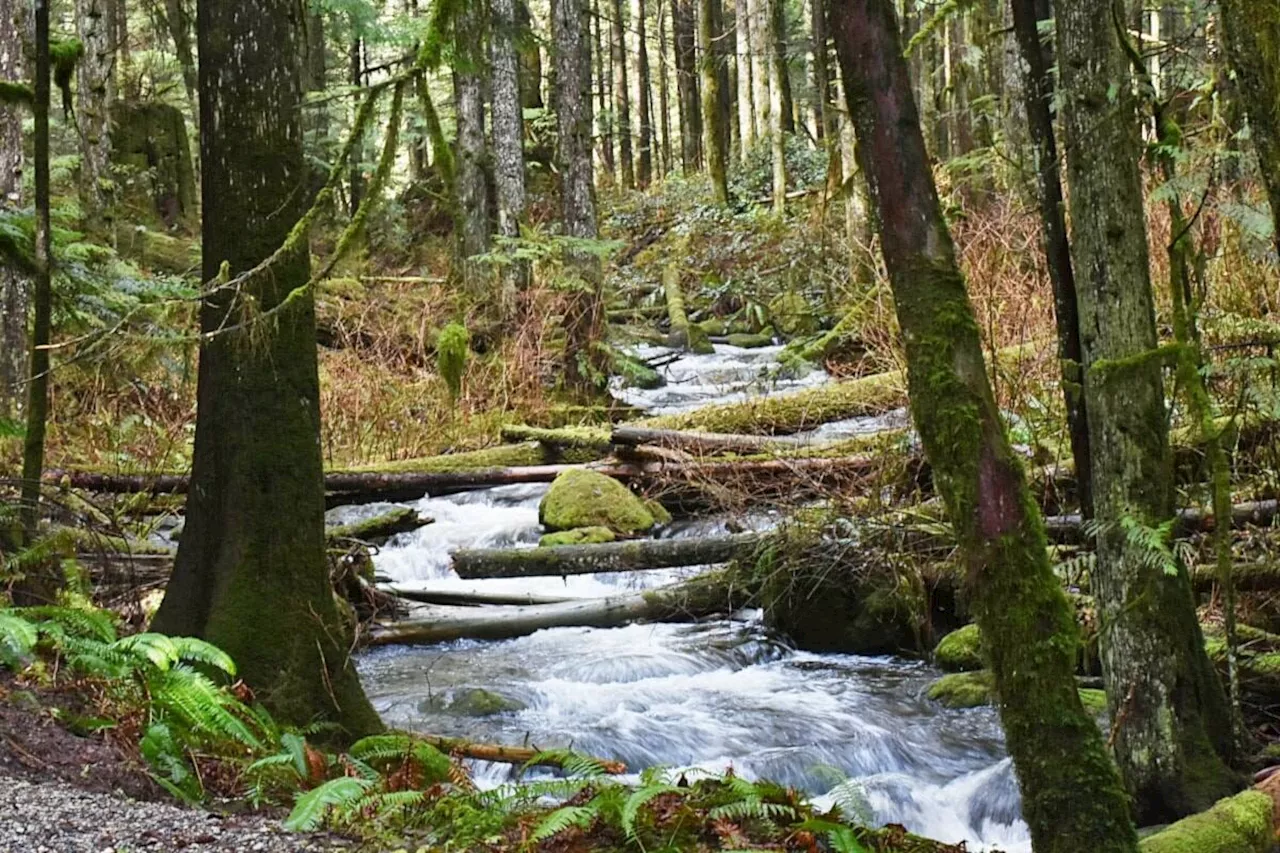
[{"left": 351, "top": 344, "right": 1031, "bottom": 851}]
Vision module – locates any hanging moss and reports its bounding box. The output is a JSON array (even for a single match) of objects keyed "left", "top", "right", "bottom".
[
  {"left": 436, "top": 322, "right": 470, "bottom": 401},
  {"left": 49, "top": 38, "right": 84, "bottom": 115}
]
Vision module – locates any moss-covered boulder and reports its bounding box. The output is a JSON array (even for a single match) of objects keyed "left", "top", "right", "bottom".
[
  {"left": 539, "top": 469, "right": 657, "bottom": 534},
  {"left": 613, "top": 352, "right": 665, "bottom": 390},
  {"left": 767, "top": 291, "right": 819, "bottom": 338},
  {"left": 927, "top": 671, "right": 995, "bottom": 709},
  {"left": 539, "top": 526, "right": 617, "bottom": 547},
  {"left": 644, "top": 499, "right": 672, "bottom": 526},
  {"left": 1138, "top": 790, "right": 1274, "bottom": 853},
  {"left": 934, "top": 624, "right": 984, "bottom": 672},
  {"left": 421, "top": 688, "right": 526, "bottom": 717}
]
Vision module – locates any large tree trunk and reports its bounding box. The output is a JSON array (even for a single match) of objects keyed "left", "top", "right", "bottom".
[
  {"left": 733, "top": 0, "right": 754, "bottom": 155},
  {"left": 1219, "top": 0, "right": 1280, "bottom": 257},
  {"left": 1057, "top": 0, "right": 1236, "bottom": 823},
  {"left": 828, "top": 2, "right": 1139, "bottom": 851},
  {"left": 809, "top": 0, "right": 831, "bottom": 141},
  {"left": 552, "top": 0, "right": 606, "bottom": 391},
  {"left": 515, "top": 0, "right": 543, "bottom": 108},
  {"left": 611, "top": 0, "right": 635, "bottom": 188},
  {"left": 766, "top": 0, "right": 786, "bottom": 210},
  {"left": 672, "top": 0, "right": 702, "bottom": 172},
  {"left": 769, "top": 0, "right": 792, "bottom": 133},
  {"left": 656, "top": 0, "right": 673, "bottom": 173},
  {"left": 0, "top": 0, "right": 28, "bottom": 420},
  {"left": 1010, "top": 0, "right": 1092, "bottom": 517},
  {"left": 698, "top": 0, "right": 728, "bottom": 202},
  {"left": 15, "top": 0, "right": 56, "bottom": 603},
  {"left": 454, "top": 1, "right": 491, "bottom": 270},
  {"left": 747, "top": 0, "right": 769, "bottom": 145},
  {"left": 151, "top": 0, "right": 381, "bottom": 737},
  {"left": 491, "top": 0, "right": 529, "bottom": 323},
  {"left": 633, "top": 0, "right": 654, "bottom": 186},
  {"left": 76, "top": 0, "right": 115, "bottom": 229}
]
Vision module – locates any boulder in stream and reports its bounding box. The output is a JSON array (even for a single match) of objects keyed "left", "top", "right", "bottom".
[
  {"left": 934, "top": 624, "right": 984, "bottom": 672},
  {"left": 539, "top": 469, "right": 657, "bottom": 535}
]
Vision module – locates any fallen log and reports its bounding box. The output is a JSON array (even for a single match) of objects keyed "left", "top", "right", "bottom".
[
  {"left": 663, "top": 250, "right": 713, "bottom": 354},
  {"left": 327, "top": 508, "right": 432, "bottom": 543},
  {"left": 1137, "top": 789, "right": 1274, "bottom": 853},
  {"left": 453, "top": 533, "right": 765, "bottom": 579},
  {"left": 384, "top": 585, "right": 578, "bottom": 606},
  {"left": 366, "top": 572, "right": 744, "bottom": 645},
  {"left": 1042, "top": 499, "right": 1278, "bottom": 545},
  {"left": 498, "top": 424, "right": 614, "bottom": 453},
  {"left": 612, "top": 425, "right": 827, "bottom": 455},
  {"left": 419, "top": 735, "right": 626, "bottom": 775}
]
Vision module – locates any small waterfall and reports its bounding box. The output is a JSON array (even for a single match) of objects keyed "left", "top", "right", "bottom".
[{"left": 351, "top": 343, "right": 1032, "bottom": 852}]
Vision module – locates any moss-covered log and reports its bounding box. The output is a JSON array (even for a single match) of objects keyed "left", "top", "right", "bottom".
[
  {"left": 1138, "top": 790, "right": 1274, "bottom": 853},
  {"left": 498, "top": 424, "right": 615, "bottom": 453},
  {"left": 417, "top": 735, "right": 626, "bottom": 774},
  {"left": 326, "top": 508, "right": 431, "bottom": 543},
  {"left": 453, "top": 532, "right": 764, "bottom": 578},
  {"left": 368, "top": 572, "right": 743, "bottom": 645},
  {"left": 663, "top": 255, "right": 714, "bottom": 353},
  {"left": 384, "top": 585, "right": 577, "bottom": 606},
  {"left": 612, "top": 425, "right": 830, "bottom": 454}
]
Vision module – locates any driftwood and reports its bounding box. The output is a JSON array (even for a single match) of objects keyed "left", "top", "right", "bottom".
[
  {"left": 419, "top": 735, "right": 626, "bottom": 775},
  {"left": 453, "top": 533, "right": 765, "bottom": 579},
  {"left": 367, "top": 573, "right": 742, "bottom": 646},
  {"left": 384, "top": 585, "right": 578, "bottom": 606}
]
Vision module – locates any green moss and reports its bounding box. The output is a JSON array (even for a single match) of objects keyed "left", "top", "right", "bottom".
[
  {"left": 644, "top": 499, "right": 672, "bottom": 526},
  {"left": 613, "top": 351, "right": 665, "bottom": 389},
  {"left": 768, "top": 291, "right": 819, "bottom": 338},
  {"left": 539, "top": 469, "right": 656, "bottom": 534},
  {"left": 539, "top": 526, "right": 617, "bottom": 546},
  {"left": 436, "top": 322, "right": 470, "bottom": 401},
  {"left": 1139, "top": 790, "right": 1274, "bottom": 853},
  {"left": 928, "top": 671, "right": 995, "bottom": 709},
  {"left": 725, "top": 332, "right": 774, "bottom": 348},
  {"left": 421, "top": 688, "right": 526, "bottom": 717},
  {"left": 0, "top": 81, "right": 33, "bottom": 107},
  {"left": 1078, "top": 688, "right": 1108, "bottom": 716},
  {"left": 934, "top": 624, "right": 984, "bottom": 672},
  {"left": 342, "top": 442, "right": 602, "bottom": 474}
]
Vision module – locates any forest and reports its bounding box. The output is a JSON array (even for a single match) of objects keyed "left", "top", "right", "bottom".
[{"left": 0, "top": 0, "right": 1278, "bottom": 849}]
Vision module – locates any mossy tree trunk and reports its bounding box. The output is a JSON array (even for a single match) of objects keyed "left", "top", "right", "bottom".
[
  {"left": 453, "top": 0, "right": 491, "bottom": 274},
  {"left": 0, "top": 0, "right": 28, "bottom": 421},
  {"left": 1009, "top": 0, "right": 1093, "bottom": 517},
  {"left": 828, "top": 1, "right": 1139, "bottom": 851},
  {"left": 162, "top": 0, "right": 198, "bottom": 142},
  {"left": 1219, "top": 0, "right": 1280, "bottom": 257},
  {"left": 1057, "top": 0, "right": 1236, "bottom": 823},
  {"left": 151, "top": 0, "right": 381, "bottom": 738},
  {"left": 633, "top": 0, "right": 653, "bottom": 187},
  {"left": 656, "top": 1, "right": 673, "bottom": 172},
  {"left": 552, "top": 0, "right": 606, "bottom": 391},
  {"left": 672, "top": 0, "right": 702, "bottom": 173},
  {"left": 698, "top": 0, "right": 728, "bottom": 203},
  {"left": 76, "top": 0, "right": 115, "bottom": 229},
  {"left": 491, "top": 0, "right": 529, "bottom": 324}
]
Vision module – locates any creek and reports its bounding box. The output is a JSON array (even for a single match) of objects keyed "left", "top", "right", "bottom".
[{"left": 349, "top": 344, "right": 1031, "bottom": 851}]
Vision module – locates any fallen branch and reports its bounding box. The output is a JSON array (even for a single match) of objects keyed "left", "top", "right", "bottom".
[
  {"left": 612, "top": 425, "right": 830, "bottom": 455},
  {"left": 383, "top": 585, "right": 578, "bottom": 606},
  {"left": 419, "top": 735, "right": 627, "bottom": 775},
  {"left": 327, "top": 508, "right": 432, "bottom": 543},
  {"left": 453, "top": 533, "right": 764, "bottom": 579}
]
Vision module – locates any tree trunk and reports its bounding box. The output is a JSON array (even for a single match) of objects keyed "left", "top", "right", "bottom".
[
  {"left": 15, "top": 0, "right": 56, "bottom": 604},
  {"left": 348, "top": 35, "right": 365, "bottom": 214},
  {"left": 1057, "top": 0, "right": 1236, "bottom": 823},
  {"left": 1010, "top": 0, "right": 1092, "bottom": 518},
  {"left": 656, "top": 0, "right": 673, "bottom": 173},
  {"left": 809, "top": 0, "right": 830, "bottom": 141},
  {"left": 748, "top": 0, "right": 769, "bottom": 144},
  {"left": 611, "top": 0, "right": 635, "bottom": 188},
  {"left": 163, "top": 0, "right": 198, "bottom": 139},
  {"left": 593, "top": 0, "right": 615, "bottom": 177},
  {"left": 734, "top": 0, "right": 754, "bottom": 155},
  {"left": 828, "top": 2, "right": 1139, "bottom": 851},
  {"left": 767, "top": 0, "right": 786, "bottom": 210},
  {"left": 454, "top": 2, "right": 491, "bottom": 265},
  {"left": 633, "top": 0, "right": 654, "bottom": 186},
  {"left": 672, "top": 0, "right": 702, "bottom": 172},
  {"left": 698, "top": 0, "right": 728, "bottom": 202},
  {"left": 515, "top": 0, "right": 543, "bottom": 109},
  {"left": 76, "top": 0, "right": 115, "bottom": 229},
  {"left": 1219, "top": 0, "right": 1280, "bottom": 257},
  {"left": 151, "top": 0, "right": 382, "bottom": 737},
  {"left": 491, "top": 0, "right": 530, "bottom": 324},
  {"left": 0, "top": 0, "right": 28, "bottom": 421},
  {"left": 552, "top": 0, "right": 606, "bottom": 391},
  {"left": 770, "top": 0, "right": 792, "bottom": 133}
]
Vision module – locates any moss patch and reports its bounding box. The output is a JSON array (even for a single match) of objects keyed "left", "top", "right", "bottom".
[
  {"left": 934, "top": 624, "right": 984, "bottom": 672},
  {"left": 725, "top": 332, "right": 775, "bottom": 349},
  {"left": 539, "top": 526, "right": 617, "bottom": 546},
  {"left": 768, "top": 291, "right": 819, "bottom": 338},
  {"left": 1138, "top": 789, "right": 1274, "bottom": 853},
  {"left": 420, "top": 688, "right": 526, "bottom": 717},
  {"left": 928, "top": 671, "right": 995, "bottom": 709},
  {"left": 538, "top": 469, "right": 656, "bottom": 534}
]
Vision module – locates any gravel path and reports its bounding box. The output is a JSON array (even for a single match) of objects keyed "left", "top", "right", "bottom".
[{"left": 0, "top": 774, "right": 357, "bottom": 853}]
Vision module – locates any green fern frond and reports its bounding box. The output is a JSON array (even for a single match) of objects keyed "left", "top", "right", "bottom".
[
  {"left": 621, "top": 783, "right": 679, "bottom": 841},
  {"left": 531, "top": 804, "right": 599, "bottom": 842},
  {"left": 151, "top": 665, "right": 262, "bottom": 749},
  {"left": 284, "top": 776, "right": 375, "bottom": 832},
  {"left": 525, "top": 748, "right": 610, "bottom": 779},
  {"left": 0, "top": 612, "right": 39, "bottom": 667},
  {"left": 24, "top": 605, "right": 118, "bottom": 643},
  {"left": 707, "top": 799, "right": 797, "bottom": 824}
]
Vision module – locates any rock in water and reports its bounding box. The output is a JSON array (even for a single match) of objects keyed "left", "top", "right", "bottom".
[{"left": 538, "top": 469, "right": 657, "bottom": 534}]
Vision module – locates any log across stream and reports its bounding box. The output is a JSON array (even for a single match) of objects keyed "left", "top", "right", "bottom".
[{"left": 348, "top": 343, "right": 1034, "bottom": 853}]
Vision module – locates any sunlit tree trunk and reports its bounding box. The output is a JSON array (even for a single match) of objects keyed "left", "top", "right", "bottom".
[
  {"left": 809, "top": 0, "right": 830, "bottom": 141},
  {"left": 454, "top": 0, "right": 491, "bottom": 264},
  {"left": 633, "top": 0, "right": 653, "bottom": 186},
  {"left": 672, "top": 0, "right": 702, "bottom": 172},
  {"left": 770, "top": 0, "right": 792, "bottom": 133},
  {"left": 1219, "top": 0, "right": 1280, "bottom": 256},
  {"left": 748, "top": 0, "right": 769, "bottom": 143},
  {"left": 1057, "top": 0, "right": 1237, "bottom": 823},
  {"left": 492, "top": 0, "right": 530, "bottom": 322},
  {"left": 76, "top": 0, "right": 115, "bottom": 229},
  {"left": 163, "top": 0, "right": 198, "bottom": 139},
  {"left": 656, "top": 0, "right": 673, "bottom": 173},
  {"left": 734, "top": 0, "right": 754, "bottom": 155},
  {"left": 830, "top": 3, "right": 1140, "bottom": 851},
  {"left": 698, "top": 0, "right": 728, "bottom": 202},
  {"left": 594, "top": 0, "right": 615, "bottom": 177},
  {"left": 611, "top": 0, "right": 634, "bottom": 187},
  {"left": 767, "top": 0, "right": 786, "bottom": 210},
  {"left": 0, "top": 0, "right": 28, "bottom": 420},
  {"left": 151, "top": 0, "right": 381, "bottom": 736},
  {"left": 1010, "top": 0, "right": 1092, "bottom": 517}
]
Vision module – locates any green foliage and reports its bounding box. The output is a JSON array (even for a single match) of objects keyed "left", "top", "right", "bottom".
[
  {"left": 436, "top": 321, "right": 470, "bottom": 401},
  {"left": 1083, "top": 514, "right": 1188, "bottom": 577},
  {"left": 0, "top": 80, "right": 33, "bottom": 107},
  {"left": 284, "top": 776, "right": 376, "bottom": 832}
]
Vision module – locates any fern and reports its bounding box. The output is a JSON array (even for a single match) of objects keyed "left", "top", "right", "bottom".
[
  {"left": 621, "top": 783, "right": 679, "bottom": 841},
  {"left": 525, "top": 748, "right": 610, "bottom": 779},
  {"left": 707, "top": 799, "right": 797, "bottom": 824},
  {"left": 0, "top": 612, "right": 39, "bottom": 667},
  {"left": 285, "top": 776, "right": 375, "bottom": 832},
  {"left": 531, "top": 804, "right": 599, "bottom": 842}
]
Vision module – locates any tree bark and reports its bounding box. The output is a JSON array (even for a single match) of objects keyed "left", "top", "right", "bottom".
[
  {"left": 0, "top": 0, "right": 28, "bottom": 421},
  {"left": 454, "top": 1, "right": 491, "bottom": 265},
  {"left": 594, "top": 0, "right": 615, "bottom": 176},
  {"left": 767, "top": 0, "right": 786, "bottom": 210},
  {"left": 672, "top": 0, "right": 702, "bottom": 172},
  {"left": 698, "top": 0, "right": 728, "bottom": 202},
  {"left": 633, "top": 0, "right": 654, "bottom": 186},
  {"left": 151, "top": 0, "right": 382, "bottom": 736},
  {"left": 553, "top": 0, "right": 607, "bottom": 391},
  {"left": 1218, "top": 0, "right": 1280, "bottom": 258},
  {"left": 656, "top": 0, "right": 673, "bottom": 173},
  {"left": 163, "top": 0, "right": 198, "bottom": 139},
  {"left": 611, "top": 0, "right": 635, "bottom": 188},
  {"left": 348, "top": 34, "right": 365, "bottom": 214},
  {"left": 748, "top": 0, "right": 769, "bottom": 144},
  {"left": 1057, "top": 0, "right": 1235, "bottom": 822},
  {"left": 453, "top": 533, "right": 763, "bottom": 579},
  {"left": 515, "top": 0, "right": 543, "bottom": 109},
  {"left": 76, "top": 0, "right": 115, "bottom": 228},
  {"left": 770, "top": 0, "right": 792, "bottom": 133},
  {"left": 809, "top": 0, "right": 831, "bottom": 141},
  {"left": 1010, "top": 0, "right": 1092, "bottom": 518},
  {"left": 491, "top": 0, "right": 530, "bottom": 323},
  {"left": 829, "top": 2, "right": 1139, "bottom": 851},
  {"left": 734, "top": 0, "right": 754, "bottom": 154},
  {"left": 413, "top": 735, "right": 627, "bottom": 774}
]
